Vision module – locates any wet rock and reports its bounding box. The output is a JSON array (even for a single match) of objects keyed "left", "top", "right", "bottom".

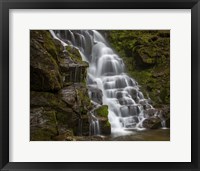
[
  {"left": 57, "top": 45, "right": 89, "bottom": 84},
  {"left": 142, "top": 117, "right": 162, "bottom": 129},
  {"left": 81, "top": 115, "right": 90, "bottom": 136},
  {"left": 160, "top": 106, "right": 170, "bottom": 119},
  {"left": 99, "top": 118, "right": 111, "bottom": 135},
  {"left": 95, "top": 105, "right": 111, "bottom": 135},
  {"left": 59, "top": 60, "right": 88, "bottom": 84},
  {"left": 129, "top": 88, "right": 138, "bottom": 100},
  {"left": 139, "top": 99, "right": 147, "bottom": 106},
  {"left": 144, "top": 108, "right": 158, "bottom": 118},
  {"left": 59, "top": 86, "right": 76, "bottom": 107},
  {"left": 74, "top": 83, "right": 93, "bottom": 112},
  {"left": 88, "top": 85, "right": 103, "bottom": 105},
  {"left": 157, "top": 106, "right": 170, "bottom": 128}
]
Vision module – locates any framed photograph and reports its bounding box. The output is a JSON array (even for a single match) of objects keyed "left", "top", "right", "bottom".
[{"left": 0, "top": 0, "right": 200, "bottom": 170}]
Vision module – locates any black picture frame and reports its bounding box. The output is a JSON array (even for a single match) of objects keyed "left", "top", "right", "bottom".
[{"left": 0, "top": 0, "right": 200, "bottom": 170}]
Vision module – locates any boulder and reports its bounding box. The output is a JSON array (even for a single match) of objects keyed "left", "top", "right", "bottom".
[
  {"left": 95, "top": 105, "right": 108, "bottom": 117},
  {"left": 94, "top": 105, "right": 111, "bottom": 135},
  {"left": 143, "top": 108, "right": 158, "bottom": 118},
  {"left": 142, "top": 117, "right": 162, "bottom": 129},
  {"left": 99, "top": 118, "right": 111, "bottom": 135}
]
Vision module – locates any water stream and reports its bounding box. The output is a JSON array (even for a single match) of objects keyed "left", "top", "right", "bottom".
[{"left": 50, "top": 30, "right": 159, "bottom": 136}]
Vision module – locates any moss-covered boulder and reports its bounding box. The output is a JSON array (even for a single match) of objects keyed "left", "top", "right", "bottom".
[
  {"left": 95, "top": 105, "right": 108, "bottom": 117},
  {"left": 95, "top": 105, "right": 111, "bottom": 135},
  {"left": 142, "top": 117, "right": 162, "bottom": 129},
  {"left": 30, "top": 30, "right": 63, "bottom": 92},
  {"left": 99, "top": 118, "right": 111, "bottom": 135}
]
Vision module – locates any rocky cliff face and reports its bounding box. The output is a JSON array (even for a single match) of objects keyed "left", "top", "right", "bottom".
[
  {"left": 106, "top": 30, "right": 170, "bottom": 128},
  {"left": 30, "top": 31, "right": 110, "bottom": 141}
]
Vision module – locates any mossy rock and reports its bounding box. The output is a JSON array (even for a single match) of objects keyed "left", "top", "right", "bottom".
[
  {"left": 65, "top": 46, "right": 87, "bottom": 65},
  {"left": 30, "top": 91, "right": 68, "bottom": 111},
  {"left": 30, "top": 31, "right": 58, "bottom": 59},
  {"left": 30, "top": 30, "right": 63, "bottom": 91},
  {"left": 94, "top": 105, "right": 111, "bottom": 135},
  {"left": 95, "top": 105, "right": 108, "bottom": 117},
  {"left": 77, "top": 86, "right": 93, "bottom": 111},
  {"left": 30, "top": 91, "right": 78, "bottom": 135},
  {"left": 99, "top": 118, "right": 111, "bottom": 135},
  {"left": 30, "top": 107, "right": 58, "bottom": 141}
]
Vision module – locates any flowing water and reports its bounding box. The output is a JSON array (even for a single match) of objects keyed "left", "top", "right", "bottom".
[{"left": 50, "top": 30, "right": 162, "bottom": 136}]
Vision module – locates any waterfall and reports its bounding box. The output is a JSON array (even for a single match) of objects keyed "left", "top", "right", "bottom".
[{"left": 50, "top": 30, "right": 160, "bottom": 135}]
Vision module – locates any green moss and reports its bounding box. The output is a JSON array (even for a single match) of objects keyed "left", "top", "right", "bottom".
[
  {"left": 95, "top": 105, "right": 109, "bottom": 117},
  {"left": 106, "top": 121, "right": 111, "bottom": 127}
]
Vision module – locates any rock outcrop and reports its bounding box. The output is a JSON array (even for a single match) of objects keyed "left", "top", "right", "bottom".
[
  {"left": 30, "top": 30, "right": 110, "bottom": 141},
  {"left": 30, "top": 31, "right": 63, "bottom": 92}
]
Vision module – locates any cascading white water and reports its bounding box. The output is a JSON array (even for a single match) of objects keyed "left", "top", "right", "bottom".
[{"left": 50, "top": 30, "right": 157, "bottom": 135}]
